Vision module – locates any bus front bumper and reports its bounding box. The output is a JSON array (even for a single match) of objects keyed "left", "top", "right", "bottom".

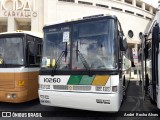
[{"left": 38, "top": 90, "right": 120, "bottom": 112}]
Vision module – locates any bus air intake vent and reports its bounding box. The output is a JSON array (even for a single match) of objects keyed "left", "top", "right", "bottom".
[
  {"left": 73, "top": 86, "right": 91, "bottom": 91},
  {"left": 53, "top": 85, "right": 91, "bottom": 91},
  {"left": 53, "top": 85, "right": 68, "bottom": 90}
]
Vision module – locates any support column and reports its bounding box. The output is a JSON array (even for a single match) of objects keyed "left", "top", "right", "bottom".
[
  {"left": 7, "top": 17, "right": 16, "bottom": 32},
  {"left": 31, "top": 17, "right": 39, "bottom": 32},
  {"left": 14, "top": 19, "right": 18, "bottom": 31},
  {"left": 149, "top": 7, "right": 153, "bottom": 14},
  {"left": 142, "top": 3, "right": 145, "bottom": 10},
  {"left": 121, "top": 0, "right": 125, "bottom": 3},
  {"left": 132, "top": 0, "right": 136, "bottom": 6},
  {"left": 75, "top": 0, "right": 78, "bottom": 3}
]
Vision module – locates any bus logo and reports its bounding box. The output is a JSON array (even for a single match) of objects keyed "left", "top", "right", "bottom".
[
  {"left": 2, "top": 112, "right": 11, "bottom": 117},
  {"left": 68, "top": 86, "right": 73, "bottom": 90}
]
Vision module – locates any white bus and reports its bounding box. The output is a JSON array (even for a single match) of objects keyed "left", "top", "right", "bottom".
[
  {"left": 140, "top": 11, "right": 160, "bottom": 109},
  {"left": 38, "top": 15, "right": 131, "bottom": 112},
  {"left": 0, "top": 31, "right": 43, "bottom": 103}
]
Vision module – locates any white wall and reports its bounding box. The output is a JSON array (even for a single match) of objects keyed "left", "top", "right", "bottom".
[{"left": 43, "top": 0, "right": 155, "bottom": 44}]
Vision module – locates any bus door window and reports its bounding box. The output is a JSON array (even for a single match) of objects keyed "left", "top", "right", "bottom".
[
  {"left": 27, "top": 35, "right": 41, "bottom": 66},
  {"left": 33, "top": 38, "right": 42, "bottom": 65},
  {"left": 27, "top": 35, "right": 34, "bottom": 65}
]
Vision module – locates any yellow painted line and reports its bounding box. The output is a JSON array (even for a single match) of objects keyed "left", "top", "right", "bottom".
[{"left": 92, "top": 75, "right": 109, "bottom": 86}]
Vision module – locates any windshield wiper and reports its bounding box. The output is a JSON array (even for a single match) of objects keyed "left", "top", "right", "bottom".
[
  {"left": 52, "top": 42, "right": 68, "bottom": 75},
  {"left": 76, "top": 41, "right": 90, "bottom": 71}
]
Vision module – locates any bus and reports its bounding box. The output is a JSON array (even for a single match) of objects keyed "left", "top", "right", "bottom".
[
  {"left": 38, "top": 15, "right": 131, "bottom": 112},
  {"left": 0, "top": 31, "right": 43, "bottom": 103},
  {"left": 140, "top": 11, "right": 160, "bottom": 109}
]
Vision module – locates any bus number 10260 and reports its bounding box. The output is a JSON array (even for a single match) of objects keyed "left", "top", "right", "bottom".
[{"left": 44, "top": 78, "right": 61, "bottom": 83}]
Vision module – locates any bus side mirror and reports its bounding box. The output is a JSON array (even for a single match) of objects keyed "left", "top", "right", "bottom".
[
  {"left": 152, "top": 23, "right": 160, "bottom": 43},
  {"left": 120, "top": 37, "right": 128, "bottom": 51},
  {"left": 144, "top": 45, "right": 148, "bottom": 58}
]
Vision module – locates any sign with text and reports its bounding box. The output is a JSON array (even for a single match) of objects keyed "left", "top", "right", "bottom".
[
  {"left": 0, "top": 0, "right": 37, "bottom": 18},
  {"left": 0, "top": 0, "right": 35, "bottom": 11}
]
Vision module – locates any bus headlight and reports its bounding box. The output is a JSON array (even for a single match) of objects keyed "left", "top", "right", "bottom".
[
  {"left": 103, "top": 87, "right": 111, "bottom": 92},
  {"left": 12, "top": 94, "right": 17, "bottom": 99},
  {"left": 6, "top": 93, "right": 17, "bottom": 99},
  {"left": 112, "top": 86, "right": 118, "bottom": 92},
  {"left": 6, "top": 94, "right": 12, "bottom": 99},
  {"left": 95, "top": 86, "right": 111, "bottom": 92},
  {"left": 39, "top": 84, "right": 50, "bottom": 90},
  {"left": 95, "top": 86, "right": 103, "bottom": 91}
]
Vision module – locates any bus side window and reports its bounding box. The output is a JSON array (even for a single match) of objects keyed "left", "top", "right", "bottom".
[
  {"left": 27, "top": 35, "right": 42, "bottom": 67},
  {"left": 35, "top": 38, "right": 42, "bottom": 65},
  {"left": 27, "top": 35, "right": 35, "bottom": 66}
]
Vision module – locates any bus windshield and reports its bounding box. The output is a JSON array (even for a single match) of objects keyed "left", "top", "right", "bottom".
[
  {"left": 43, "top": 19, "right": 117, "bottom": 71},
  {"left": 0, "top": 37, "right": 24, "bottom": 66}
]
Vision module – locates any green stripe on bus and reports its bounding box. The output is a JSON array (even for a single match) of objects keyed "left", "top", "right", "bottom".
[
  {"left": 79, "top": 75, "right": 95, "bottom": 85},
  {"left": 67, "top": 75, "right": 83, "bottom": 85}
]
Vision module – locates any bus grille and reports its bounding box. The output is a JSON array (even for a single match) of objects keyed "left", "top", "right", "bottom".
[
  {"left": 53, "top": 85, "right": 68, "bottom": 90},
  {"left": 53, "top": 85, "right": 91, "bottom": 91},
  {"left": 73, "top": 86, "right": 91, "bottom": 91}
]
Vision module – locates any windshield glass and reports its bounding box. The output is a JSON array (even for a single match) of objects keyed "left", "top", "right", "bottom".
[
  {"left": 43, "top": 26, "right": 71, "bottom": 69},
  {"left": 0, "top": 37, "right": 24, "bottom": 65},
  {"left": 72, "top": 19, "right": 117, "bottom": 70},
  {"left": 43, "top": 18, "right": 117, "bottom": 70}
]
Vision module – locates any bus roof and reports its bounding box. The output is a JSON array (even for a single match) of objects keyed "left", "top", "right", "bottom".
[
  {"left": 44, "top": 15, "right": 117, "bottom": 29},
  {"left": 0, "top": 31, "right": 43, "bottom": 38}
]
